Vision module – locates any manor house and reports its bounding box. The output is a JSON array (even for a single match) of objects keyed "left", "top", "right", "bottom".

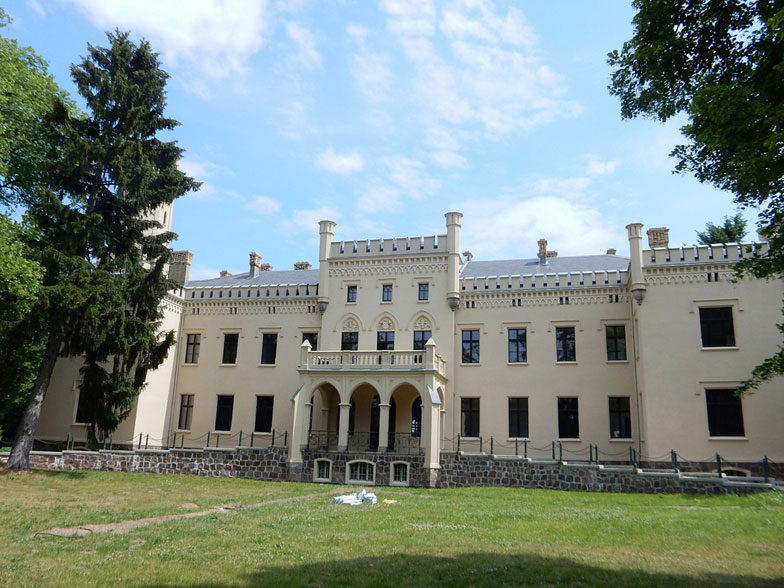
[{"left": 35, "top": 210, "right": 784, "bottom": 486}]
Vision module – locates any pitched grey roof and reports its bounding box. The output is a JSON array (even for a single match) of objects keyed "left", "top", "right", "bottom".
[
  {"left": 460, "top": 255, "right": 630, "bottom": 279},
  {"left": 185, "top": 269, "right": 319, "bottom": 288}
]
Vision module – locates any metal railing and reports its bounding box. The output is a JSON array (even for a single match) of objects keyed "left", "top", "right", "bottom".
[{"left": 305, "top": 430, "right": 422, "bottom": 455}]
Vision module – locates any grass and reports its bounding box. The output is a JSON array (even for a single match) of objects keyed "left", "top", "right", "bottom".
[{"left": 1, "top": 470, "right": 782, "bottom": 587}]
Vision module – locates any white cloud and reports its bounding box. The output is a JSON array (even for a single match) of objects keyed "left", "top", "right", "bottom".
[
  {"left": 247, "top": 196, "right": 282, "bottom": 215},
  {"left": 455, "top": 172, "right": 626, "bottom": 260},
  {"left": 585, "top": 155, "right": 620, "bottom": 177},
  {"left": 277, "top": 100, "right": 311, "bottom": 140},
  {"left": 65, "top": 0, "right": 269, "bottom": 93},
  {"left": 382, "top": 156, "right": 441, "bottom": 199},
  {"left": 428, "top": 150, "right": 467, "bottom": 169},
  {"left": 178, "top": 156, "right": 219, "bottom": 200},
  {"left": 285, "top": 21, "right": 321, "bottom": 69},
  {"left": 347, "top": 30, "right": 393, "bottom": 103},
  {"left": 381, "top": 0, "right": 579, "bottom": 138},
  {"left": 315, "top": 147, "right": 365, "bottom": 175},
  {"left": 381, "top": 0, "right": 436, "bottom": 37},
  {"left": 285, "top": 206, "right": 341, "bottom": 233},
  {"left": 27, "top": 0, "right": 46, "bottom": 17},
  {"left": 358, "top": 183, "right": 403, "bottom": 214}
]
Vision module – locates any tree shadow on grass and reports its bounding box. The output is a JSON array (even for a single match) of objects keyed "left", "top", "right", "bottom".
[
  {"left": 142, "top": 553, "right": 782, "bottom": 588},
  {"left": 31, "top": 469, "right": 87, "bottom": 479}
]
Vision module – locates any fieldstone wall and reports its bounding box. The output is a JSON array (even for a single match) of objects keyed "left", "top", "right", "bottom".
[
  {"left": 437, "top": 453, "right": 772, "bottom": 494},
  {"left": 13, "top": 448, "right": 775, "bottom": 494},
  {"left": 27, "top": 447, "right": 289, "bottom": 480}
]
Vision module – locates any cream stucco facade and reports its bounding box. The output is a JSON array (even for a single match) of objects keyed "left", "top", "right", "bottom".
[{"left": 36, "top": 211, "right": 784, "bottom": 483}]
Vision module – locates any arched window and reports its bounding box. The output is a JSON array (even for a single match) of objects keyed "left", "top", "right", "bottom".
[{"left": 411, "top": 397, "right": 422, "bottom": 437}]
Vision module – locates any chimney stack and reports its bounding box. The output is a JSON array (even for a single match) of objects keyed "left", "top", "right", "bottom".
[
  {"left": 249, "top": 252, "right": 262, "bottom": 277},
  {"left": 646, "top": 227, "right": 669, "bottom": 248},
  {"left": 294, "top": 261, "right": 312, "bottom": 270},
  {"left": 168, "top": 250, "right": 193, "bottom": 285},
  {"left": 537, "top": 238, "right": 548, "bottom": 264},
  {"left": 219, "top": 270, "right": 232, "bottom": 278},
  {"left": 606, "top": 248, "right": 617, "bottom": 255}
]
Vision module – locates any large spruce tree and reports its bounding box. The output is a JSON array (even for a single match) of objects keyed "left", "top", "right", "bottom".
[{"left": 6, "top": 31, "right": 197, "bottom": 470}]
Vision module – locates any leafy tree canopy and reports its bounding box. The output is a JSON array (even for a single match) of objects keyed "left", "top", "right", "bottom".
[
  {"left": 609, "top": 0, "right": 784, "bottom": 392},
  {"left": 696, "top": 212, "right": 748, "bottom": 244},
  {"left": 0, "top": 9, "right": 76, "bottom": 206}
]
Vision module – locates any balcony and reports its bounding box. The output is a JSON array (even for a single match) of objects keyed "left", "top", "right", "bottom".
[
  {"left": 298, "top": 348, "right": 447, "bottom": 378},
  {"left": 307, "top": 430, "right": 422, "bottom": 455}
]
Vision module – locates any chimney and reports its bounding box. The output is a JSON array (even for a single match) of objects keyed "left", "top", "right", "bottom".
[
  {"left": 606, "top": 248, "right": 617, "bottom": 255},
  {"left": 294, "top": 261, "right": 312, "bottom": 270},
  {"left": 537, "top": 238, "right": 548, "bottom": 264},
  {"left": 168, "top": 250, "right": 193, "bottom": 285},
  {"left": 462, "top": 251, "right": 473, "bottom": 262},
  {"left": 646, "top": 227, "right": 669, "bottom": 248},
  {"left": 219, "top": 270, "right": 232, "bottom": 278},
  {"left": 249, "top": 252, "right": 262, "bottom": 277}
]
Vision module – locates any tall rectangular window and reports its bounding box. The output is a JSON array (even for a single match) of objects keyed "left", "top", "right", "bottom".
[
  {"left": 418, "top": 283, "right": 429, "bottom": 300},
  {"left": 215, "top": 395, "right": 234, "bottom": 431},
  {"left": 346, "top": 285, "right": 357, "bottom": 303},
  {"left": 302, "top": 332, "right": 318, "bottom": 350},
  {"left": 222, "top": 333, "right": 239, "bottom": 364},
  {"left": 461, "top": 398, "right": 480, "bottom": 437},
  {"left": 462, "top": 329, "right": 480, "bottom": 364},
  {"left": 699, "top": 307, "right": 735, "bottom": 347},
  {"left": 178, "top": 394, "right": 194, "bottom": 430},
  {"left": 254, "top": 396, "right": 274, "bottom": 433},
  {"left": 382, "top": 284, "right": 393, "bottom": 302},
  {"left": 508, "top": 397, "right": 529, "bottom": 438},
  {"left": 606, "top": 325, "right": 627, "bottom": 361},
  {"left": 413, "top": 330, "right": 432, "bottom": 350},
  {"left": 341, "top": 331, "right": 358, "bottom": 351},
  {"left": 377, "top": 331, "right": 395, "bottom": 350},
  {"left": 508, "top": 328, "right": 527, "bottom": 363},
  {"left": 260, "top": 333, "right": 278, "bottom": 364},
  {"left": 706, "top": 389, "right": 745, "bottom": 436},
  {"left": 557, "top": 397, "right": 579, "bottom": 439},
  {"left": 74, "top": 389, "right": 89, "bottom": 424},
  {"left": 185, "top": 334, "right": 200, "bottom": 364},
  {"left": 555, "top": 327, "right": 576, "bottom": 362},
  {"left": 608, "top": 396, "right": 631, "bottom": 439}
]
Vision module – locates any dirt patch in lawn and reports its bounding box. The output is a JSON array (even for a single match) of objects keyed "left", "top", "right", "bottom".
[{"left": 34, "top": 488, "right": 351, "bottom": 538}]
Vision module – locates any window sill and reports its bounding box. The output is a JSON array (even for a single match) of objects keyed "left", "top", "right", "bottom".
[
  {"left": 314, "top": 477, "right": 331, "bottom": 483},
  {"left": 345, "top": 301, "right": 357, "bottom": 305},
  {"left": 460, "top": 437, "right": 481, "bottom": 441},
  {"left": 460, "top": 362, "right": 481, "bottom": 366},
  {"left": 257, "top": 364, "right": 276, "bottom": 368},
  {"left": 417, "top": 299, "right": 429, "bottom": 303},
  {"left": 557, "top": 438, "right": 581, "bottom": 443},
  {"left": 380, "top": 300, "right": 393, "bottom": 304},
  {"left": 175, "top": 429, "right": 191, "bottom": 433},
  {"left": 708, "top": 436, "right": 748, "bottom": 441},
  {"left": 219, "top": 363, "right": 237, "bottom": 367},
  {"left": 555, "top": 361, "right": 578, "bottom": 365},
  {"left": 606, "top": 360, "right": 629, "bottom": 364},
  {"left": 252, "top": 431, "right": 272, "bottom": 436},
  {"left": 506, "top": 438, "right": 530, "bottom": 442},
  {"left": 608, "top": 438, "right": 633, "bottom": 443},
  {"left": 701, "top": 346, "right": 739, "bottom": 351},
  {"left": 506, "top": 362, "right": 528, "bottom": 366},
  {"left": 181, "top": 363, "right": 199, "bottom": 367}
]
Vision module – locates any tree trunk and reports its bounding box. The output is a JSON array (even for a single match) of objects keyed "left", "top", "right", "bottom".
[{"left": 6, "top": 335, "right": 61, "bottom": 471}]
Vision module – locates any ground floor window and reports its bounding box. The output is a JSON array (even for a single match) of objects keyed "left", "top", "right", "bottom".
[
  {"left": 461, "top": 397, "right": 480, "bottom": 437},
  {"left": 706, "top": 389, "right": 744, "bottom": 437},
  {"left": 178, "top": 394, "right": 194, "bottom": 430},
  {"left": 608, "top": 396, "right": 632, "bottom": 439},
  {"left": 557, "top": 397, "right": 579, "bottom": 439},
  {"left": 392, "top": 462, "right": 409, "bottom": 485},
  {"left": 508, "top": 397, "right": 529, "bottom": 438},
  {"left": 254, "top": 396, "right": 274, "bottom": 433},
  {"left": 348, "top": 461, "right": 374, "bottom": 483},
  {"left": 315, "top": 459, "right": 331, "bottom": 481},
  {"left": 215, "top": 395, "right": 234, "bottom": 431}
]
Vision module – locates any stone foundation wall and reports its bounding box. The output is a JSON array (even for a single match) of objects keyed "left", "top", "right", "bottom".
[
  {"left": 16, "top": 448, "right": 775, "bottom": 494},
  {"left": 437, "top": 453, "right": 772, "bottom": 494},
  {"left": 28, "top": 447, "right": 289, "bottom": 480}
]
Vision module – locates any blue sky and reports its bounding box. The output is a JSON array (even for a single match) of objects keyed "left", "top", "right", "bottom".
[{"left": 5, "top": 0, "right": 751, "bottom": 280}]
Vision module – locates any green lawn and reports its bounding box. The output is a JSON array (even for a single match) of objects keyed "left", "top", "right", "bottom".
[{"left": 1, "top": 470, "right": 782, "bottom": 587}]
